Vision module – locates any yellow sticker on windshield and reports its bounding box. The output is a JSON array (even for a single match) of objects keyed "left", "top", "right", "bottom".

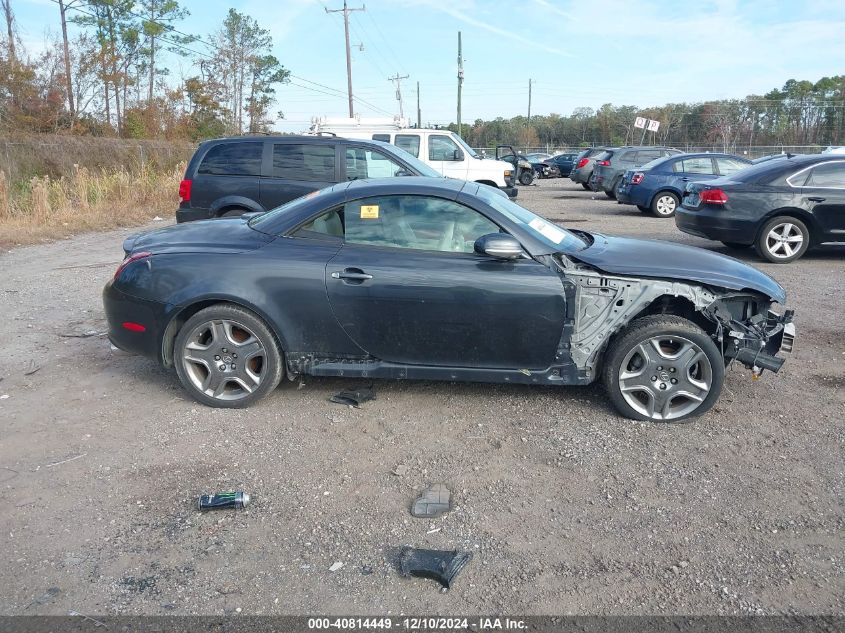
[{"left": 360, "top": 205, "right": 379, "bottom": 219}]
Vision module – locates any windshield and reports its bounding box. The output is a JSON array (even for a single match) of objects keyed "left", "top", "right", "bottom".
[
  {"left": 450, "top": 133, "right": 480, "bottom": 159},
  {"left": 474, "top": 185, "right": 588, "bottom": 253},
  {"left": 639, "top": 156, "right": 667, "bottom": 171},
  {"left": 368, "top": 140, "right": 441, "bottom": 177}
]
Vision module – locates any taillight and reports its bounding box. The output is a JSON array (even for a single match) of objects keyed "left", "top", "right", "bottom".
[
  {"left": 597, "top": 160, "right": 610, "bottom": 167},
  {"left": 700, "top": 188, "right": 729, "bottom": 205},
  {"left": 114, "top": 251, "right": 151, "bottom": 281},
  {"left": 631, "top": 172, "right": 644, "bottom": 185},
  {"left": 576, "top": 158, "right": 589, "bottom": 169},
  {"left": 179, "top": 179, "right": 192, "bottom": 202}
]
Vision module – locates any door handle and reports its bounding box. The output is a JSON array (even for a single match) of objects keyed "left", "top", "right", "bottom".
[
  {"left": 331, "top": 269, "right": 373, "bottom": 281},
  {"left": 807, "top": 196, "right": 826, "bottom": 202}
]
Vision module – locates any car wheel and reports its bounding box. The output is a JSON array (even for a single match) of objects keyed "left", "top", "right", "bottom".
[
  {"left": 637, "top": 205, "right": 651, "bottom": 213},
  {"left": 605, "top": 176, "right": 622, "bottom": 199},
  {"left": 581, "top": 183, "right": 591, "bottom": 190},
  {"left": 221, "top": 208, "right": 248, "bottom": 218},
  {"left": 174, "top": 304, "right": 283, "bottom": 408},
  {"left": 651, "top": 192, "right": 679, "bottom": 217},
  {"left": 721, "top": 241, "right": 750, "bottom": 250},
  {"left": 756, "top": 216, "right": 810, "bottom": 263},
  {"left": 519, "top": 170, "right": 534, "bottom": 186},
  {"left": 602, "top": 315, "right": 724, "bottom": 422}
]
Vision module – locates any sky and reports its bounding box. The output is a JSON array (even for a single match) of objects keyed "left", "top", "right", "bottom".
[{"left": 11, "top": 0, "right": 845, "bottom": 132}]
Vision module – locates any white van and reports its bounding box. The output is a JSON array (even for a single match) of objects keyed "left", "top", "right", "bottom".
[{"left": 310, "top": 117, "right": 518, "bottom": 198}]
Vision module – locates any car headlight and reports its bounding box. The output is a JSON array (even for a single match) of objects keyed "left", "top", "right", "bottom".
[
  {"left": 518, "top": 160, "right": 532, "bottom": 169},
  {"left": 504, "top": 169, "right": 513, "bottom": 178}
]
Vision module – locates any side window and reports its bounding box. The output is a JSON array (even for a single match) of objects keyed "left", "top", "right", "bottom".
[
  {"left": 395, "top": 134, "right": 420, "bottom": 157},
  {"left": 292, "top": 208, "right": 344, "bottom": 240},
  {"left": 805, "top": 162, "right": 845, "bottom": 188},
  {"left": 636, "top": 151, "right": 661, "bottom": 164},
  {"left": 671, "top": 160, "right": 684, "bottom": 173},
  {"left": 620, "top": 151, "right": 637, "bottom": 164},
  {"left": 429, "top": 135, "right": 461, "bottom": 161},
  {"left": 680, "top": 157, "right": 715, "bottom": 174},
  {"left": 345, "top": 147, "right": 406, "bottom": 180},
  {"left": 372, "top": 134, "right": 390, "bottom": 142},
  {"left": 344, "top": 195, "right": 499, "bottom": 253},
  {"left": 716, "top": 158, "right": 749, "bottom": 176},
  {"left": 197, "top": 142, "right": 262, "bottom": 176},
  {"left": 272, "top": 144, "right": 336, "bottom": 181}
]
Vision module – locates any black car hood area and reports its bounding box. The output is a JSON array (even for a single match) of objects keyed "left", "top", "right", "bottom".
[
  {"left": 571, "top": 233, "right": 787, "bottom": 303},
  {"left": 124, "top": 217, "right": 273, "bottom": 255}
]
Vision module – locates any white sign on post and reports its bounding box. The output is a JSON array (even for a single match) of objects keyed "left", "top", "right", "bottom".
[
  {"left": 647, "top": 119, "right": 660, "bottom": 132},
  {"left": 634, "top": 117, "right": 647, "bottom": 129}
]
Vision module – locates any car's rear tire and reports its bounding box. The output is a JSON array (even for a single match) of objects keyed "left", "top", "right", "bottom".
[
  {"left": 581, "top": 183, "right": 591, "bottom": 190},
  {"left": 221, "top": 207, "right": 249, "bottom": 218},
  {"left": 651, "top": 192, "right": 679, "bottom": 217},
  {"left": 174, "top": 304, "right": 283, "bottom": 408},
  {"left": 602, "top": 315, "right": 724, "bottom": 422},
  {"left": 755, "top": 216, "right": 810, "bottom": 263},
  {"left": 721, "top": 241, "right": 750, "bottom": 250},
  {"left": 637, "top": 205, "right": 651, "bottom": 213},
  {"left": 605, "top": 176, "right": 621, "bottom": 199}
]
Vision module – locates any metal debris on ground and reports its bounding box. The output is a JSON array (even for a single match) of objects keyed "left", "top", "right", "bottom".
[
  {"left": 399, "top": 547, "right": 472, "bottom": 590},
  {"left": 25, "top": 587, "right": 61, "bottom": 609},
  {"left": 411, "top": 483, "right": 451, "bottom": 518},
  {"left": 329, "top": 385, "right": 375, "bottom": 408},
  {"left": 197, "top": 491, "right": 250, "bottom": 511}
]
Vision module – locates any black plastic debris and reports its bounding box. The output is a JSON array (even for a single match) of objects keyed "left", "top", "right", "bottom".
[
  {"left": 330, "top": 384, "right": 375, "bottom": 408},
  {"left": 399, "top": 547, "right": 472, "bottom": 589},
  {"left": 411, "top": 483, "right": 451, "bottom": 518}
]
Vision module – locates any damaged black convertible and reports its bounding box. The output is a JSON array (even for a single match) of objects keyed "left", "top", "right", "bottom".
[{"left": 103, "top": 178, "right": 795, "bottom": 422}]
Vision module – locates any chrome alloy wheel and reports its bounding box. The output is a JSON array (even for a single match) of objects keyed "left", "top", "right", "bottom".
[
  {"left": 180, "top": 319, "right": 266, "bottom": 401},
  {"left": 765, "top": 221, "right": 804, "bottom": 259},
  {"left": 617, "top": 335, "right": 713, "bottom": 421}
]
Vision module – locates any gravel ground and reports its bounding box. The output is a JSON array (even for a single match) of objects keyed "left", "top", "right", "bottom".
[{"left": 0, "top": 178, "right": 843, "bottom": 616}]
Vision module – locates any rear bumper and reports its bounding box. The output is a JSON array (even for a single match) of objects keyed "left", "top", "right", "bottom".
[
  {"left": 176, "top": 207, "right": 213, "bottom": 223},
  {"left": 102, "top": 280, "right": 170, "bottom": 361},
  {"left": 570, "top": 168, "right": 591, "bottom": 184},
  {"left": 616, "top": 185, "right": 647, "bottom": 206},
  {"left": 675, "top": 207, "right": 758, "bottom": 245}
]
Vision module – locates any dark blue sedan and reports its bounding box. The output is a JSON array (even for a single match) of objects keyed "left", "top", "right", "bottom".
[
  {"left": 103, "top": 177, "right": 793, "bottom": 422},
  {"left": 617, "top": 153, "right": 751, "bottom": 217}
]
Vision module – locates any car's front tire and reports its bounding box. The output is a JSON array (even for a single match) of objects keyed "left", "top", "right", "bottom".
[
  {"left": 756, "top": 216, "right": 810, "bottom": 263},
  {"left": 174, "top": 304, "right": 283, "bottom": 408},
  {"left": 519, "top": 170, "right": 534, "bottom": 186},
  {"left": 602, "top": 315, "right": 724, "bottom": 422}
]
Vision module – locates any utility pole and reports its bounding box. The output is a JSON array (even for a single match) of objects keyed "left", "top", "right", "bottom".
[
  {"left": 416, "top": 81, "right": 421, "bottom": 128},
  {"left": 527, "top": 78, "right": 532, "bottom": 124},
  {"left": 388, "top": 73, "right": 409, "bottom": 119},
  {"left": 325, "top": 1, "right": 365, "bottom": 118},
  {"left": 457, "top": 31, "right": 463, "bottom": 137}
]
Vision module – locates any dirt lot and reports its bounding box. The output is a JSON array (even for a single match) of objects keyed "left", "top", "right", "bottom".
[{"left": 1, "top": 179, "right": 843, "bottom": 616}]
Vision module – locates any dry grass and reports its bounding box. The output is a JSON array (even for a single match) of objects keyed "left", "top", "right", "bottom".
[{"left": 0, "top": 164, "right": 183, "bottom": 248}]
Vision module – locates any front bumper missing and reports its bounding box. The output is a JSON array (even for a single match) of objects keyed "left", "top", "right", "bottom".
[{"left": 724, "top": 309, "right": 795, "bottom": 374}]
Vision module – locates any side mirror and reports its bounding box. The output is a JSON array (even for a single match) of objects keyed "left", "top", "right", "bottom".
[
  {"left": 474, "top": 233, "right": 524, "bottom": 260},
  {"left": 394, "top": 168, "right": 411, "bottom": 177},
  {"left": 453, "top": 149, "right": 464, "bottom": 161}
]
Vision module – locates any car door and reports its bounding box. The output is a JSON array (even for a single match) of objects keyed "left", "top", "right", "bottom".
[
  {"left": 427, "top": 134, "right": 469, "bottom": 179},
  {"left": 258, "top": 141, "right": 339, "bottom": 210},
  {"left": 673, "top": 156, "right": 718, "bottom": 189},
  {"left": 798, "top": 161, "right": 845, "bottom": 237},
  {"left": 324, "top": 194, "right": 567, "bottom": 369}
]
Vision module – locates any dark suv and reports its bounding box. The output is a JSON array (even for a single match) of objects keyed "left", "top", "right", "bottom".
[
  {"left": 590, "top": 146, "right": 682, "bottom": 199},
  {"left": 177, "top": 135, "right": 442, "bottom": 223}
]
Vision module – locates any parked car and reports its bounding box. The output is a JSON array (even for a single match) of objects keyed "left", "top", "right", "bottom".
[
  {"left": 545, "top": 152, "right": 579, "bottom": 178},
  {"left": 676, "top": 154, "right": 845, "bottom": 263},
  {"left": 312, "top": 120, "right": 517, "bottom": 196},
  {"left": 617, "top": 153, "right": 751, "bottom": 217},
  {"left": 525, "top": 153, "right": 552, "bottom": 162},
  {"left": 176, "top": 135, "right": 452, "bottom": 223},
  {"left": 590, "top": 146, "right": 683, "bottom": 200},
  {"left": 569, "top": 147, "right": 607, "bottom": 189},
  {"left": 496, "top": 146, "right": 535, "bottom": 185},
  {"left": 524, "top": 153, "right": 555, "bottom": 178},
  {"left": 105, "top": 177, "right": 795, "bottom": 422}
]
